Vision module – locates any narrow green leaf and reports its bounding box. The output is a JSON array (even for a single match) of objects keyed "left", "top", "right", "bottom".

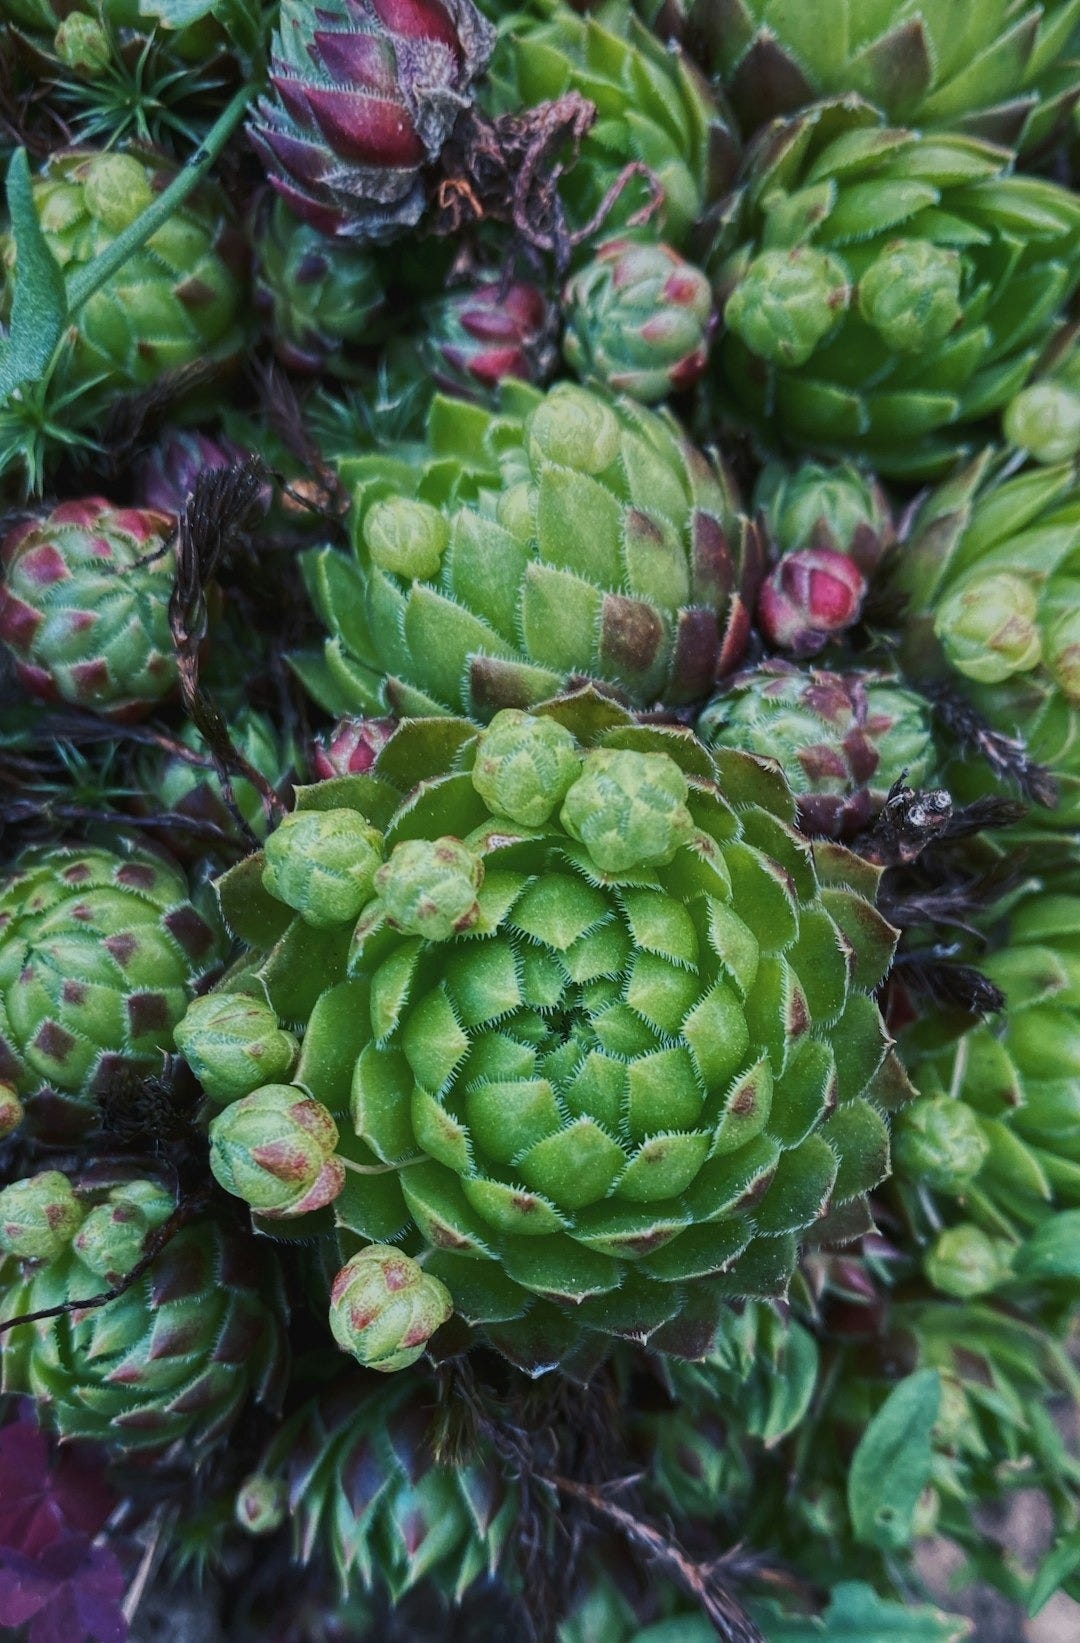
[
  {"left": 1028, "top": 1526, "right": 1080, "bottom": 1617},
  {"left": 0, "top": 149, "right": 67, "bottom": 402},
  {"left": 848, "top": 1369, "right": 941, "bottom": 1550}
]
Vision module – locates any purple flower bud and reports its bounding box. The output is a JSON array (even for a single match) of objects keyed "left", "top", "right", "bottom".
[
  {"left": 135, "top": 428, "right": 253, "bottom": 517},
  {"left": 757, "top": 547, "right": 867, "bottom": 658},
  {"left": 425, "top": 280, "right": 553, "bottom": 399},
  {"left": 312, "top": 716, "right": 398, "bottom": 778}
]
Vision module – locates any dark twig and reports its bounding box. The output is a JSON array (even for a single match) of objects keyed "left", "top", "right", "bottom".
[
  {"left": 546, "top": 1475, "right": 767, "bottom": 1643},
  {"left": 927, "top": 681, "right": 1059, "bottom": 809},
  {"left": 0, "top": 1196, "right": 200, "bottom": 1338},
  {"left": 855, "top": 778, "right": 953, "bottom": 867}
]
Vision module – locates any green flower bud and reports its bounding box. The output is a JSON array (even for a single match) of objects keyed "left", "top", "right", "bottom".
[
  {"left": 262, "top": 809, "right": 383, "bottom": 928},
  {"left": 561, "top": 749, "right": 693, "bottom": 873},
  {"left": 236, "top": 1474, "right": 288, "bottom": 1536},
  {"left": 724, "top": 248, "right": 850, "bottom": 368},
  {"left": 209, "top": 1084, "right": 345, "bottom": 1219},
  {"left": 858, "top": 240, "right": 961, "bottom": 353},
  {"left": 363, "top": 498, "right": 449, "bottom": 580},
  {"left": 1004, "top": 382, "right": 1080, "bottom": 464},
  {"left": 1044, "top": 602, "right": 1080, "bottom": 704},
  {"left": 174, "top": 992, "right": 298, "bottom": 1105},
  {"left": 53, "top": 13, "right": 110, "bottom": 75},
  {"left": 893, "top": 1096, "right": 989, "bottom": 1193},
  {"left": 328, "top": 1245, "right": 453, "bottom": 1373},
  {"left": 472, "top": 710, "right": 582, "bottom": 827},
  {"left": 0, "top": 1171, "right": 84, "bottom": 1262},
  {"left": 0, "top": 1083, "right": 24, "bottom": 1140},
  {"left": 934, "top": 573, "right": 1043, "bottom": 684},
  {"left": 375, "top": 837, "right": 483, "bottom": 940},
  {"left": 82, "top": 154, "right": 153, "bottom": 234},
  {"left": 526, "top": 385, "right": 621, "bottom": 473},
  {"left": 925, "top": 1224, "right": 1012, "bottom": 1298},
  {"left": 755, "top": 458, "right": 892, "bottom": 562}
]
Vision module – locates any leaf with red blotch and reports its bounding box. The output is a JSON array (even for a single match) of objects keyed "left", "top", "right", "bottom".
[{"left": 0, "top": 1535, "right": 127, "bottom": 1643}]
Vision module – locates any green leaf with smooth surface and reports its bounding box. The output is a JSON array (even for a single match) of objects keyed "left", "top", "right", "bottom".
[
  {"left": 0, "top": 149, "right": 67, "bottom": 402},
  {"left": 848, "top": 1369, "right": 941, "bottom": 1550},
  {"left": 1014, "top": 1210, "right": 1080, "bottom": 1280},
  {"left": 752, "top": 1581, "right": 970, "bottom": 1641}
]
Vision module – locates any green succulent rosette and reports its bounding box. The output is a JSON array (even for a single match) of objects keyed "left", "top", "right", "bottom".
[
  {"left": 713, "top": 99, "right": 1080, "bottom": 478},
  {"left": 641, "top": 0, "right": 1080, "bottom": 156},
  {"left": 0, "top": 842, "right": 222, "bottom": 1139},
  {"left": 900, "top": 892, "right": 1080, "bottom": 1237},
  {"left": 297, "top": 380, "right": 762, "bottom": 722},
  {"left": 0, "top": 1175, "right": 286, "bottom": 1455},
  {"left": 247, "top": 1376, "right": 517, "bottom": 1599},
  {"left": 892, "top": 451, "right": 1080, "bottom": 825},
  {"left": 253, "top": 197, "right": 386, "bottom": 377},
  {"left": 482, "top": 0, "right": 738, "bottom": 255},
  {"left": 139, "top": 706, "right": 297, "bottom": 847},
  {"left": 1, "top": 148, "right": 246, "bottom": 411},
  {"left": 201, "top": 692, "right": 903, "bottom": 1372}
]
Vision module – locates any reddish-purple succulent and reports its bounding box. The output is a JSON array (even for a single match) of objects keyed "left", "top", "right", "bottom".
[
  {"left": 423, "top": 279, "right": 553, "bottom": 398},
  {"left": 312, "top": 715, "right": 399, "bottom": 778},
  {"left": 135, "top": 428, "right": 251, "bottom": 517},
  {"left": 247, "top": 0, "right": 496, "bottom": 241},
  {"left": 757, "top": 546, "right": 867, "bottom": 658}
]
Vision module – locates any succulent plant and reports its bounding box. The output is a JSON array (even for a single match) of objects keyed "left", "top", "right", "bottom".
[
  {"left": 313, "top": 716, "right": 399, "bottom": 779},
  {"left": 254, "top": 198, "right": 387, "bottom": 375},
  {"left": 246, "top": 1376, "right": 517, "bottom": 1598},
  {"left": 754, "top": 457, "right": 895, "bottom": 568},
  {"left": 1, "top": 149, "right": 246, "bottom": 409},
  {"left": 135, "top": 426, "right": 252, "bottom": 517},
  {"left": 247, "top": 0, "right": 496, "bottom": 241},
  {"left": 643, "top": 0, "right": 1080, "bottom": 155},
  {"left": 140, "top": 707, "right": 296, "bottom": 844},
  {"left": 0, "top": 1171, "right": 85, "bottom": 1263},
  {"left": 174, "top": 990, "right": 299, "bottom": 1106},
  {"left": 892, "top": 451, "right": 1080, "bottom": 824},
  {"left": 0, "top": 1181, "right": 285, "bottom": 1455},
  {"left": 714, "top": 100, "right": 1080, "bottom": 477},
  {"left": 329, "top": 1244, "right": 453, "bottom": 1370},
  {"left": 901, "top": 892, "right": 1080, "bottom": 1236},
  {"left": 0, "top": 842, "right": 222, "bottom": 1139},
  {"left": 562, "top": 238, "right": 715, "bottom": 404},
  {"left": 484, "top": 0, "right": 739, "bottom": 253},
  {"left": 0, "top": 498, "right": 177, "bottom": 719},
  {"left": 209, "top": 1082, "right": 346, "bottom": 1219},
  {"left": 697, "top": 662, "right": 935, "bottom": 838},
  {"left": 298, "top": 380, "right": 763, "bottom": 720},
  {"left": 421, "top": 278, "right": 553, "bottom": 400},
  {"left": 755, "top": 546, "right": 867, "bottom": 658},
  {"left": 200, "top": 692, "right": 902, "bottom": 1372}
]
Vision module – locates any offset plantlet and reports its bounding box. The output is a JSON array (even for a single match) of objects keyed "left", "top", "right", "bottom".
[
  {"left": 328, "top": 1244, "right": 453, "bottom": 1371},
  {"left": 199, "top": 692, "right": 903, "bottom": 1372},
  {"left": 299, "top": 380, "right": 762, "bottom": 720}
]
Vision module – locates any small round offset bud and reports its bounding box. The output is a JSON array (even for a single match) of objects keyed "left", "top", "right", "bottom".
[
  {"left": 262, "top": 809, "right": 383, "bottom": 928},
  {"left": 375, "top": 837, "right": 483, "bottom": 940},
  {"left": 562, "top": 239, "right": 716, "bottom": 404},
  {"left": 0, "top": 1083, "right": 24, "bottom": 1139},
  {"left": 328, "top": 1245, "right": 453, "bottom": 1373},
  {"left": 312, "top": 716, "right": 397, "bottom": 779},
  {"left": 561, "top": 750, "right": 693, "bottom": 873},
  {"left": 1004, "top": 382, "right": 1080, "bottom": 464},
  {"left": 209, "top": 1084, "right": 345, "bottom": 1219},
  {"left": 756, "top": 458, "right": 893, "bottom": 564},
  {"left": 472, "top": 710, "right": 582, "bottom": 826},
  {"left": 114, "top": 1179, "right": 174, "bottom": 1229},
  {"left": 757, "top": 547, "right": 867, "bottom": 657},
  {"left": 174, "top": 993, "right": 298, "bottom": 1105},
  {"left": 236, "top": 1475, "right": 288, "bottom": 1536},
  {"left": 925, "top": 1224, "right": 1012, "bottom": 1298},
  {"left": 0, "top": 1171, "right": 84, "bottom": 1262},
  {"left": 424, "top": 279, "right": 551, "bottom": 398},
  {"left": 54, "top": 13, "right": 110, "bottom": 75},
  {"left": 934, "top": 573, "right": 1042, "bottom": 684},
  {"left": 858, "top": 240, "right": 961, "bottom": 353},
  {"left": 83, "top": 153, "right": 154, "bottom": 233},
  {"left": 526, "top": 386, "right": 621, "bottom": 474},
  {"left": 893, "top": 1096, "right": 989, "bottom": 1193},
  {"left": 73, "top": 1197, "right": 154, "bottom": 1283},
  {"left": 364, "top": 498, "right": 449, "bottom": 580},
  {"left": 724, "top": 248, "right": 849, "bottom": 368}
]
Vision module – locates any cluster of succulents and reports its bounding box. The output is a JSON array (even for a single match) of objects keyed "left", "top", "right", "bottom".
[{"left": 0, "top": 3, "right": 1077, "bottom": 1640}]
